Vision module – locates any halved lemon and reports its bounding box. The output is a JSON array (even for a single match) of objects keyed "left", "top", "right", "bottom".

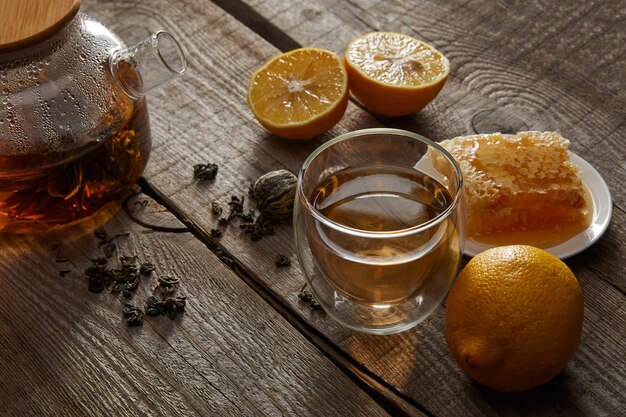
[
  {"left": 247, "top": 47, "right": 349, "bottom": 140},
  {"left": 344, "top": 32, "right": 449, "bottom": 116}
]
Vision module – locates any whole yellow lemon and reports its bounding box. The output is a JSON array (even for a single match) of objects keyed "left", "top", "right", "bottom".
[{"left": 445, "top": 245, "right": 584, "bottom": 392}]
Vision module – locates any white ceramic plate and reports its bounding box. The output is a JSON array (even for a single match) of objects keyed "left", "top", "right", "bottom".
[{"left": 464, "top": 152, "right": 613, "bottom": 259}]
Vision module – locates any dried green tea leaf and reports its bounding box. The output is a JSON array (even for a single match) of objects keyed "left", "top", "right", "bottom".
[
  {"left": 139, "top": 262, "right": 156, "bottom": 275},
  {"left": 193, "top": 163, "right": 219, "bottom": 181},
  {"left": 275, "top": 254, "right": 291, "bottom": 267}
]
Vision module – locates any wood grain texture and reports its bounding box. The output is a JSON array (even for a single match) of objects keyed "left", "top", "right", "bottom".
[
  {"left": 78, "top": 1, "right": 626, "bottom": 416},
  {"left": 0, "top": 194, "right": 390, "bottom": 417}
]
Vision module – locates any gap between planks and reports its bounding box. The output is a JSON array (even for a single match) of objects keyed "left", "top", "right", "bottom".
[
  {"left": 210, "top": 0, "right": 403, "bottom": 131},
  {"left": 211, "top": 0, "right": 300, "bottom": 51},
  {"left": 136, "top": 178, "right": 434, "bottom": 417}
]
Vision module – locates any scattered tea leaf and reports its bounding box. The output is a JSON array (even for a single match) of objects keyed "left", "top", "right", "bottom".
[
  {"left": 94, "top": 229, "right": 108, "bottom": 241},
  {"left": 84, "top": 254, "right": 143, "bottom": 298},
  {"left": 120, "top": 255, "right": 138, "bottom": 267},
  {"left": 85, "top": 264, "right": 106, "bottom": 293},
  {"left": 145, "top": 295, "right": 160, "bottom": 316},
  {"left": 139, "top": 262, "right": 156, "bottom": 275},
  {"left": 145, "top": 281, "right": 186, "bottom": 320},
  {"left": 211, "top": 201, "right": 223, "bottom": 216},
  {"left": 275, "top": 254, "right": 291, "bottom": 267},
  {"left": 220, "top": 255, "right": 235, "bottom": 268},
  {"left": 241, "top": 213, "right": 274, "bottom": 241},
  {"left": 156, "top": 275, "right": 180, "bottom": 297},
  {"left": 227, "top": 195, "right": 245, "bottom": 221},
  {"left": 88, "top": 277, "right": 105, "bottom": 293},
  {"left": 237, "top": 210, "right": 255, "bottom": 223},
  {"left": 157, "top": 296, "right": 187, "bottom": 320},
  {"left": 194, "top": 163, "right": 219, "bottom": 181},
  {"left": 123, "top": 303, "right": 144, "bottom": 327},
  {"left": 214, "top": 249, "right": 235, "bottom": 268},
  {"left": 125, "top": 275, "right": 140, "bottom": 292},
  {"left": 65, "top": 231, "right": 188, "bottom": 327},
  {"left": 297, "top": 283, "right": 322, "bottom": 310},
  {"left": 158, "top": 275, "right": 180, "bottom": 287},
  {"left": 210, "top": 228, "right": 222, "bottom": 238}
]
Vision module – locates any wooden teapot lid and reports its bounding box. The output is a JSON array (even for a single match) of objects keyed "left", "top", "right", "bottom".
[{"left": 0, "top": 0, "right": 81, "bottom": 53}]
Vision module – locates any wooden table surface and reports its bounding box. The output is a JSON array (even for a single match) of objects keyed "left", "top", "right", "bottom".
[{"left": 1, "top": 0, "right": 625, "bottom": 416}]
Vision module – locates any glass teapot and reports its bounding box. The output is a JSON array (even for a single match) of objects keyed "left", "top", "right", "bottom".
[{"left": 0, "top": 0, "right": 186, "bottom": 233}]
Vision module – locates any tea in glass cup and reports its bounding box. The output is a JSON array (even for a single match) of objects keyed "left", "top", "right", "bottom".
[{"left": 294, "top": 128, "right": 464, "bottom": 334}]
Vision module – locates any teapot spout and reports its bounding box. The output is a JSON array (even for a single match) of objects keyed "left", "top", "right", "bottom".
[{"left": 109, "top": 31, "right": 187, "bottom": 100}]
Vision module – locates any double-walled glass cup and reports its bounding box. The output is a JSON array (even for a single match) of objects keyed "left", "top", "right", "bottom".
[{"left": 294, "top": 128, "right": 465, "bottom": 335}]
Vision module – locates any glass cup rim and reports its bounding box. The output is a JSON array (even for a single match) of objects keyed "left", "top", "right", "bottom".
[{"left": 297, "top": 128, "right": 464, "bottom": 238}]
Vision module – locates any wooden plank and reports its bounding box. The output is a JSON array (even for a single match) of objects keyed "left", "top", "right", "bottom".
[
  {"left": 0, "top": 195, "right": 390, "bottom": 417},
  {"left": 218, "top": 1, "right": 626, "bottom": 414},
  {"left": 82, "top": 1, "right": 626, "bottom": 416}
]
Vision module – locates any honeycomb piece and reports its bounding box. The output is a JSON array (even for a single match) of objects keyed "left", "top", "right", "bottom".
[{"left": 438, "top": 131, "right": 587, "bottom": 236}]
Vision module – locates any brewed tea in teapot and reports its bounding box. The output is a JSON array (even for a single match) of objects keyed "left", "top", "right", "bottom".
[{"left": 0, "top": 0, "right": 186, "bottom": 233}]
